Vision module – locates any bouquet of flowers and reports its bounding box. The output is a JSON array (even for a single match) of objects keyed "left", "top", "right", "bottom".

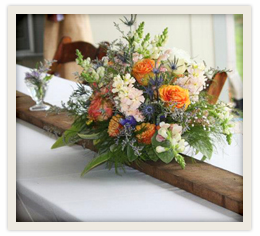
[{"left": 52, "top": 15, "right": 234, "bottom": 176}]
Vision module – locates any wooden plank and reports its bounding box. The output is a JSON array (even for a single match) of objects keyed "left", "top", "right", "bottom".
[
  {"left": 206, "top": 72, "right": 228, "bottom": 104},
  {"left": 16, "top": 91, "right": 243, "bottom": 215}
]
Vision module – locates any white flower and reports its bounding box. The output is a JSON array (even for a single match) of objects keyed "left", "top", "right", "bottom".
[
  {"left": 170, "top": 124, "right": 182, "bottom": 136},
  {"left": 132, "top": 53, "right": 143, "bottom": 63},
  {"left": 97, "top": 66, "right": 105, "bottom": 78},
  {"left": 158, "top": 128, "right": 168, "bottom": 139},
  {"left": 114, "top": 74, "right": 145, "bottom": 121},
  {"left": 123, "top": 73, "right": 136, "bottom": 85},
  {"left": 170, "top": 47, "right": 192, "bottom": 64},
  {"left": 156, "top": 146, "right": 167, "bottom": 153},
  {"left": 158, "top": 122, "right": 171, "bottom": 139},
  {"left": 112, "top": 75, "right": 124, "bottom": 93},
  {"left": 177, "top": 139, "right": 185, "bottom": 152},
  {"left": 159, "top": 122, "right": 171, "bottom": 129},
  {"left": 175, "top": 65, "right": 207, "bottom": 100}
]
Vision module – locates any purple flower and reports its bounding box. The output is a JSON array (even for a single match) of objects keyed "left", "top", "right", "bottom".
[
  {"left": 119, "top": 116, "right": 137, "bottom": 127},
  {"left": 25, "top": 70, "right": 40, "bottom": 79}
]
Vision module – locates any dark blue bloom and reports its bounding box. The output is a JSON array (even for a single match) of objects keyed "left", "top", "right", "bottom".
[
  {"left": 149, "top": 75, "right": 163, "bottom": 87},
  {"left": 152, "top": 67, "right": 160, "bottom": 74},
  {"left": 170, "top": 63, "right": 177, "bottom": 70},
  {"left": 92, "top": 60, "right": 104, "bottom": 70},
  {"left": 143, "top": 86, "right": 154, "bottom": 100},
  {"left": 119, "top": 116, "right": 137, "bottom": 127},
  {"left": 117, "top": 52, "right": 129, "bottom": 64},
  {"left": 142, "top": 104, "right": 155, "bottom": 120},
  {"left": 168, "top": 57, "right": 183, "bottom": 71}
]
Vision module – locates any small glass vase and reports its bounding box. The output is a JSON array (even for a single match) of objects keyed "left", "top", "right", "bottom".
[{"left": 25, "top": 81, "right": 50, "bottom": 111}]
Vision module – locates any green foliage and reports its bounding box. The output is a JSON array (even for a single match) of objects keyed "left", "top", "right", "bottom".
[
  {"left": 226, "top": 133, "right": 232, "bottom": 145},
  {"left": 51, "top": 116, "right": 87, "bottom": 149},
  {"left": 126, "top": 144, "right": 138, "bottom": 162},
  {"left": 183, "top": 126, "right": 213, "bottom": 160},
  {"left": 107, "top": 148, "right": 130, "bottom": 175},
  {"left": 137, "top": 22, "right": 145, "bottom": 37},
  {"left": 51, "top": 124, "right": 82, "bottom": 149},
  {"left": 81, "top": 152, "right": 111, "bottom": 176},
  {"left": 156, "top": 149, "right": 174, "bottom": 164},
  {"left": 78, "top": 133, "right": 99, "bottom": 140},
  {"left": 235, "top": 14, "right": 243, "bottom": 80},
  {"left": 145, "top": 145, "right": 159, "bottom": 162},
  {"left": 174, "top": 153, "right": 186, "bottom": 169},
  {"left": 156, "top": 27, "right": 168, "bottom": 47},
  {"left": 43, "top": 74, "right": 53, "bottom": 82}
]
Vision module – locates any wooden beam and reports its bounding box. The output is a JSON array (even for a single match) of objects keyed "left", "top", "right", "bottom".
[{"left": 16, "top": 91, "right": 243, "bottom": 215}]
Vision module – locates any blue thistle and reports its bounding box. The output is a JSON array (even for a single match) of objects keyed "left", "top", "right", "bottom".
[
  {"left": 141, "top": 104, "right": 155, "bottom": 120},
  {"left": 149, "top": 75, "right": 163, "bottom": 87},
  {"left": 167, "top": 56, "right": 183, "bottom": 71},
  {"left": 117, "top": 52, "right": 129, "bottom": 64},
  {"left": 143, "top": 86, "right": 154, "bottom": 100},
  {"left": 152, "top": 67, "right": 160, "bottom": 74}
]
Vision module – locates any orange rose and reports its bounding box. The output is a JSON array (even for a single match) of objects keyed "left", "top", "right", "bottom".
[
  {"left": 132, "top": 59, "right": 155, "bottom": 86},
  {"left": 108, "top": 114, "right": 123, "bottom": 137},
  {"left": 159, "top": 85, "right": 190, "bottom": 110},
  {"left": 135, "top": 123, "right": 156, "bottom": 145}
]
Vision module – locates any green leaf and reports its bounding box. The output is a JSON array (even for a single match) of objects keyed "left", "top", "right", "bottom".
[
  {"left": 201, "top": 155, "right": 207, "bottom": 161},
  {"left": 51, "top": 124, "right": 81, "bottom": 149},
  {"left": 155, "top": 149, "right": 174, "bottom": 164},
  {"left": 81, "top": 152, "right": 111, "bottom": 176},
  {"left": 78, "top": 133, "right": 99, "bottom": 140},
  {"left": 151, "top": 132, "right": 174, "bottom": 164},
  {"left": 126, "top": 145, "right": 138, "bottom": 162},
  {"left": 109, "top": 144, "right": 117, "bottom": 152},
  {"left": 43, "top": 75, "right": 53, "bottom": 82},
  {"left": 145, "top": 146, "right": 159, "bottom": 162}
]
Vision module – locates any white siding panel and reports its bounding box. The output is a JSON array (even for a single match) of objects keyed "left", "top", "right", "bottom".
[
  {"left": 190, "top": 15, "right": 215, "bottom": 68},
  {"left": 89, "top": 14, "right": 131, "bottom": 46},
  {"left": 136, "top": 14, "right": 191, "bottom": 53}
]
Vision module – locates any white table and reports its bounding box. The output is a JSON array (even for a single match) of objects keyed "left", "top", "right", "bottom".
[{"left": 16, "top": 64, "right": 243, "bottom": 222}]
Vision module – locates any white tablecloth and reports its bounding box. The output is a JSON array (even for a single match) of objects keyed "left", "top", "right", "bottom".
[{"left": 16, "top": 64, "right": 243, "bottom": 222}]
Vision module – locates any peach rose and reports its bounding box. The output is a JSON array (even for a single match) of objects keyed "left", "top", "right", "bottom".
[
  {"left": 108, "top": 114, "right": 123, "bottom": 137},
  {"left": 132, "top": 59, "right": 155, "bottom": 86},
  {"left": 135, "top": 123, "right": 156, "bottom": 145},
  {"left": 88, "top": 96, "right": 113, "bottom": 122},
  {"left": 159, "top": 85, "right": 190, "bottom": 110}
]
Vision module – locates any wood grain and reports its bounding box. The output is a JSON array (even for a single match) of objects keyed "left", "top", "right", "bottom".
[
  {"left": 16, "top": 91, "right": 243, "bottom": 215},
  {"left": 206, "top": 72, "right": 228, "bottom": 104}
]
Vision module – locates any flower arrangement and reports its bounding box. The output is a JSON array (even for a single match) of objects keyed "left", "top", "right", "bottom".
[{"left": 52, "top": 16, "right": 234, "bottom": 176}]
